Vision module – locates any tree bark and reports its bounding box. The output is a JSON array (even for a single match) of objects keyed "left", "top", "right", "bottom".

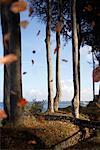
[
  {"left": 46, "top": 0, "right": 54, "bottom": 113},
  {"left": 92, "top": 51, "right": 95, "bottom": 101},
  {"left": 72, "top": 0, "right": 80, "bottom": 118},
  {"left": 1, "top": 3, "right": 11, "bottom": 123},
  {"left": 54, "top": 0, "right": 62, "bottom": 112},
  {"left": 8, "top": 1, "right": 23, "bottom": 125},
  {"left": 1, "top": 1, "right": 23, "bottom": 125}
]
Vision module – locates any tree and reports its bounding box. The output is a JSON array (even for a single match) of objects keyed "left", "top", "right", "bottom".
[
  {"left": 1, "top": 0, "right": 23, "bottom": 125},
  {"left": 71, "top": 0, "right": 80, "bottom": 118},
  {"left": 45, "top": 0, "right": 54, "bottom": 112},
  {"left": 30, "top": 0, "right": 54, "bottom": 112},
  {"left": 54, "top": 0, "right": 62, "bottom": 112}
]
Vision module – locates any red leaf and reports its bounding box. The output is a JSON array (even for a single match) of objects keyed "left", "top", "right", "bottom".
[
  {"left": 10, "top": 0, "right": 27, "bottom": 13},
  {"left": 93, "top": 66, "right": 100, "bottom": 82},
  {"left": 0, "top": 110, "right": 7, "bottom": 119},
  {"left": 0, "top": 54, "right": 17, "bottom": 64},
  {"left": 17, "top": 98, "right": 28, "bottom": 107}
]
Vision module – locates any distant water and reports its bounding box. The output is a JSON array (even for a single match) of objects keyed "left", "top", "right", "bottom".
[{"left": 0, "top": 101, "right": 89, "bottom": 110}]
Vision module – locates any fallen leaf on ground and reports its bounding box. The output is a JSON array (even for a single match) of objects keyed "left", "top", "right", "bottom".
[
  {"left": 0, "top": 54, "right": 17, "bottom": 64},
  {"left": 19, "top": 20, "right": 29, "bottom": 29},
  {"left": 0, "top": 110, "right": 7, "bottom": 119},
  {"left": 28, "top": 140, "right": 37, "bottom": 145}
]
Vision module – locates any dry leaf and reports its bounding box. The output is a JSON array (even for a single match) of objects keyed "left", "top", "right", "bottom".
[
  {"left": 19, "top": 20, "right": 29, "bottom": 29},
  {"left": 93, "top": 66, "right": 100, "bottom": 82},
  {"left": 10, "top": 0, "right": 27, "bottom": 13},
  {"left": 23, "top": 72, "right": 27, "bottom": 75},
  {"left": 62, "top": 59, "right": 68, "bottom": 63},
  {"left": 0, "top": 110, "right": 7, "bottom": 119},
  {"left": 29, "top": 7, "right": 33, "bottom": 17},
  {"left": 17, "top": 98, "right": 28, "bottom": 107},
  {"left": 4, "top": 33, "right": 10, "bottom": 49},
  {"left": 36, "top": 30, "right": 40, "bottom": 36},
  {"left": 28, "top": 140, "right": 37, "bottom": 145},
  {"left": 54, "top": 48, "right": 57, "bottom": 54},
  {"left": 0, "top": 54, "right": 17, "bottom": 64},
  {"left": 55, "top": 22, "right": 62, "bottom": 33},
  {"left": 0, "top": 0, "right": 11, "bottom": 4}
]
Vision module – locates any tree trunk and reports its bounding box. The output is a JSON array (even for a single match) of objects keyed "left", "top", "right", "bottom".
[
  {"left": 46, "top": 0, "right": 54, "bottom": 113},
  {"left": 1, "top": 1, "right": 23, "bottom": 125},
  {"left": 92, "top": 51, "right": 95, "bottom": 101},
  {"left": 54, "top": 32, "right": 61, "bottom": 112},
  {"left": 8, "top": 1, "right": 23, "bottom": 125},
  {"left": 72, "top": 0, "right": 80, "bottom": 118},
  {"left": 1, "top": 4, "right": 11, "bottom": 123},
  {"left": 54, "top": 0, "right": 62, "bottom": 112}
]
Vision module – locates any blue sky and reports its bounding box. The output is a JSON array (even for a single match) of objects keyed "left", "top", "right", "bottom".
[{"left": 0, "top": 10, "right": 99, "bottom": 102}]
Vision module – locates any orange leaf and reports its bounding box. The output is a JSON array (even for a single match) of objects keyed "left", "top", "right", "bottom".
[
  {"left": 29, "top": 7, "right": 33, "bottom": 17},
  {"left": 55, "top": 22, "right": 62, "bottom": 33},
  {"left": 19, "top": 20, "right": 29, "bottom": 29},
  {"left": 17, "top": 98, "right": 28, "bottom": 107},
  {"left": 93, "top": 66, "right": 100, "bottom": 82},
  {"left": 0, "top": 54, "right": 17, "bottom": 64},
  {"left": 0, "top": 110, "right": 7, "bottom": 119},
  {"left": 10, "top": 0, "right": 27, "bottom": 13}
]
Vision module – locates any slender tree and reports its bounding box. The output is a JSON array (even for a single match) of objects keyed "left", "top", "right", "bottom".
[
  {"left": 46, "top": 0, "right": 54, "bottom": 112},
  {"left": 71, "top": 0, "right": 80, "bottom": 118},
  {"left": 54, "top": 0, "right": 62, "bottom": 112}
]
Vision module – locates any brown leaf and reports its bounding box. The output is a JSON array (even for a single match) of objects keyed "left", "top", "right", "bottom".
[
  {"left": 0, "top": 54, "right": 17, "bottom": 64},
  {"left": 19, "top": 20, "right": 29, "bottom": 29},
  {"left": 4, "top": 33, "right": 10, "bottom": 49},
  {"left": 10, "top": 0, "right": 27, "bottom": 13},
  {"left": 28, "top": 140, "right": 37, "bottom": 145},
  {"left": 55, "top": 22, "right": 62, "bottom": 33},
  {"left": 29, "top": 7, "right": 33, "bottom": 17},
  {"left": 54, "top": 48, "right": 57, "bottom": 54},
  {"left": 93, "top": 66, "right": 100, "bottom": 82}
]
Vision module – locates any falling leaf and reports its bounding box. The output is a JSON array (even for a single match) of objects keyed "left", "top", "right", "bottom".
[
  {"left": 0, "top": 0, "right": 11, "bottom": 4},
  {"left": 93, "top": 66, "right": 100, "bottom": 82},
  {"left": 32, "top": 50, "right": 36, "bottom": 54},
  {"left": 17, "top": 98, "right": 28, "bottom": 107},
  {"left": 28, "top": 140, "right": 37, "bottom": 145},
  {"left": 19, "top": 20, "right": 29, "bottom": 29},
  {"left": 0, "top": 110, "right": 7, "bottom": 119},
  {"left": 23, "top": 72, "right": 27, "bottom": 75},
  {"left": 55, "top": 22, "right": 62, "bottom": 33},
  {"left": 29, "top": 7, "right": 33, "bottom": 17},
  {"left": 36, "top": 30, "right": 40, "bottom": 36},
  {"left": 32, "top": 59, "right": 34, "bottom": 65},
  {"left": 4, "top": 33, "right": 10, "bottom": 49},
  {"left": 10, "top": 0, "right": 27, "bottom": 13},
  {"left": 62, "top": 59, "right": 68, "bottom": 63},
  {"left": 54, "top": 48, "right": 57, "bottom": 54},
  {"left": 84, "top": 4, "right": 93, "bottom": 12},
  {"left": 0, "top": 54, "right": 17, "bottom": 64}
]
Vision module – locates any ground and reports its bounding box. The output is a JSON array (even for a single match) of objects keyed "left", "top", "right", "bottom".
[{"left": 0, "top": 105, "right": 100, "bottom": 150}]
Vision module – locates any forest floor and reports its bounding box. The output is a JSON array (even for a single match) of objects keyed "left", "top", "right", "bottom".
[{"left": 0, "top": 105, "right": 100, "bottom": 150}]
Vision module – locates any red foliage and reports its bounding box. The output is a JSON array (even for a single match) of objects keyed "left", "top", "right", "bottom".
[{"left": 17, "top": 98, "right": 28, "bottom": 107}]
